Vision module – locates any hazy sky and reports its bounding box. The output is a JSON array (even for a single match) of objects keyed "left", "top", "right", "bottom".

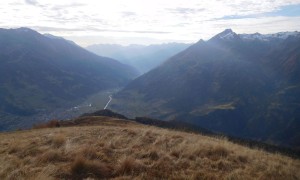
[{"left": 1, "top": 0, "right": 300, "bottom": 46}]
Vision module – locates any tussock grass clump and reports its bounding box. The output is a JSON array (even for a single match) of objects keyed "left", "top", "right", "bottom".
[
  {"left": 79, "top": 146, "right": 99, "bottom": 160},
  {"left": 237, "top": 155, "right": 248, "bottom": 163},
  {"left": 192, "top": 171, "right": 218, "bottom": 180},
  {"left": 7, "top": 169, "right": 27, "bottom": 180},
  {"left": 148, "top": 149, "right": 160, "bottom": 161},
  {"left": 51, "top": 134, "right": 66, "bottom": 148},
  {"left": 170, "top": 149, "right": 181, "bottom": 158},
  {"left": 71, "top": 156, "right": 112, "bottom": 179},
  {"left": 7, "top": 144, "right": 21, "bottom": 154},
  {"left": 149, "top": 155, "right": 176, "bottom": 178},
  {"left": 139, "top": 148, "right": 160, "bottom": 161},
  {"left": 116, "top": 157, "right": 145, "bottom": 175},
  {"left": 37, "top": 150, "right": 65, "bottom": 163},
  {"left": 122, "top": 128, "right": 137, "bottom": 136},
  {"left": 206, "top": 145, "right": 230, "bottom": 160},
  {"left": 6, "top": 140, "right": 41, "bottom": 158}
]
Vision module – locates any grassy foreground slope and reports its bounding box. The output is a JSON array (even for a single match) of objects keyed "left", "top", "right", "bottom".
[{"left": 0, "top": 116, "right": 299, "bottom": 179}]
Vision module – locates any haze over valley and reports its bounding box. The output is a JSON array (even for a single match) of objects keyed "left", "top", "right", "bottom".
[{"left": 86, "top": 43, "right": 190, "bottom": 74}]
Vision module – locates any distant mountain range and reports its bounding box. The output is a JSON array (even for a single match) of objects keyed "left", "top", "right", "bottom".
[
  {"left": 86, "top": 43, "right": 190, "bottom": 74},
  {"left": 111, "top": 29, "right": 300, "bottom": 149},
  {"left": 0, "top": 27, "right": 138, "bottom": 130}
]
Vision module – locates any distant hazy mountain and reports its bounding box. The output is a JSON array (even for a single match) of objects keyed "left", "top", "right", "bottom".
[
  {"left": 0, "top": 27, "right": 138, "bottom": 130},
  {"left": 86, "top": 43, "right": 191, "bottom": 73},
  {"left": 111, "top": 29, "right": 300, "bottom": 148}
]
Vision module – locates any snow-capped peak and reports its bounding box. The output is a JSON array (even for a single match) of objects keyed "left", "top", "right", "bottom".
[
  {"left": 218, "top": 29, "right": 235, "bottom": 39},
  {"left": 269, "top": 31, "right": 299, "bottom": 39},
  {"left": 239, "top": 31, "right": 300, "bottom": 41},
  {"left": 210, "top": 29, "right": 239, "bottom": 41}
]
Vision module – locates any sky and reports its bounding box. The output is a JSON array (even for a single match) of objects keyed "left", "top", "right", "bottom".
[{"left": 0, "top": 0, "right": 300, "bottom": 46}]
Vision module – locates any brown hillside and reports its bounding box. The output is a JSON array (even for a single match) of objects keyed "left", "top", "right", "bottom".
[{"left": 0, "top": 116, "right": 299, "bottom": 179}]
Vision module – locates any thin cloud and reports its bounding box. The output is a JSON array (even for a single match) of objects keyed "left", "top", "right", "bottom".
[
  {"left": 122, "top": 12, "right": 136, "bottom": 17},
  {"left": 51, "top": 3, "right": 86, "bottom": 11},
  {"left": 216, "top": 4, "right": 300, "bottom": 20},
  {"left": 86, "top": 27, "right": 171, "bottom": 34},
  {"left": 1, "top": 0, "right": 300, "bottom": 46},
  {"left": 167, "top": 8, "right": 205, "bottom": 14},
  {"left": 31, "top": 26, "right": 83, "bottom": 32},
  {"left": 30, "top": 26, "right": 171, "bottom": 34},
  {"left": 24, "top": 0, "right": 37, "bottom": 6}
]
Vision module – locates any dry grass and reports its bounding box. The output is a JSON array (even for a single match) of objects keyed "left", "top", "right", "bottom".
[
  {"left": 37, "top": 149, "right": 65, "bottom": 163},
  {"left": 51, "top": 134, "right": 66, "bottom": 148},
  {"left": 33, "top": 120, "right": 60, "bottom": 129},
  {"left": 0, "top": 117, "right": 299, "bottom": 179},
  {"left": 116, "top": 156, "right": 145, "bottom": 175},
  {"left": 70, "top": 156, "right": 112, "bottom": 179}
]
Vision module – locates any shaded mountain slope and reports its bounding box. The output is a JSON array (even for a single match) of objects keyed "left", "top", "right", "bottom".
[
  {"left": 0, "top": 27, "right": 138, "bottom": 130},
  {"left": 111, "top": 29, "right": 300, "bottom": 148}
]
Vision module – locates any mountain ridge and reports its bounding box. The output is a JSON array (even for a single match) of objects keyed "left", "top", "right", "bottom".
[
  {"left": 111, "top": 29, "right": 300, "bottom": 148},
  {"left": 0, "top": 27, "right": 138, "bottom": 131}
]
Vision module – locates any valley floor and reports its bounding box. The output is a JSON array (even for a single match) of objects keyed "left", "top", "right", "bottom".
[{"left": 0, "top": 116, "right": 299, "bottom": 179}]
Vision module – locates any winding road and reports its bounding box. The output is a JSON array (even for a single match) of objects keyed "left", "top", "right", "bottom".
[{"left": 104, "top": 95, "right": 112, "bottom": 109}]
